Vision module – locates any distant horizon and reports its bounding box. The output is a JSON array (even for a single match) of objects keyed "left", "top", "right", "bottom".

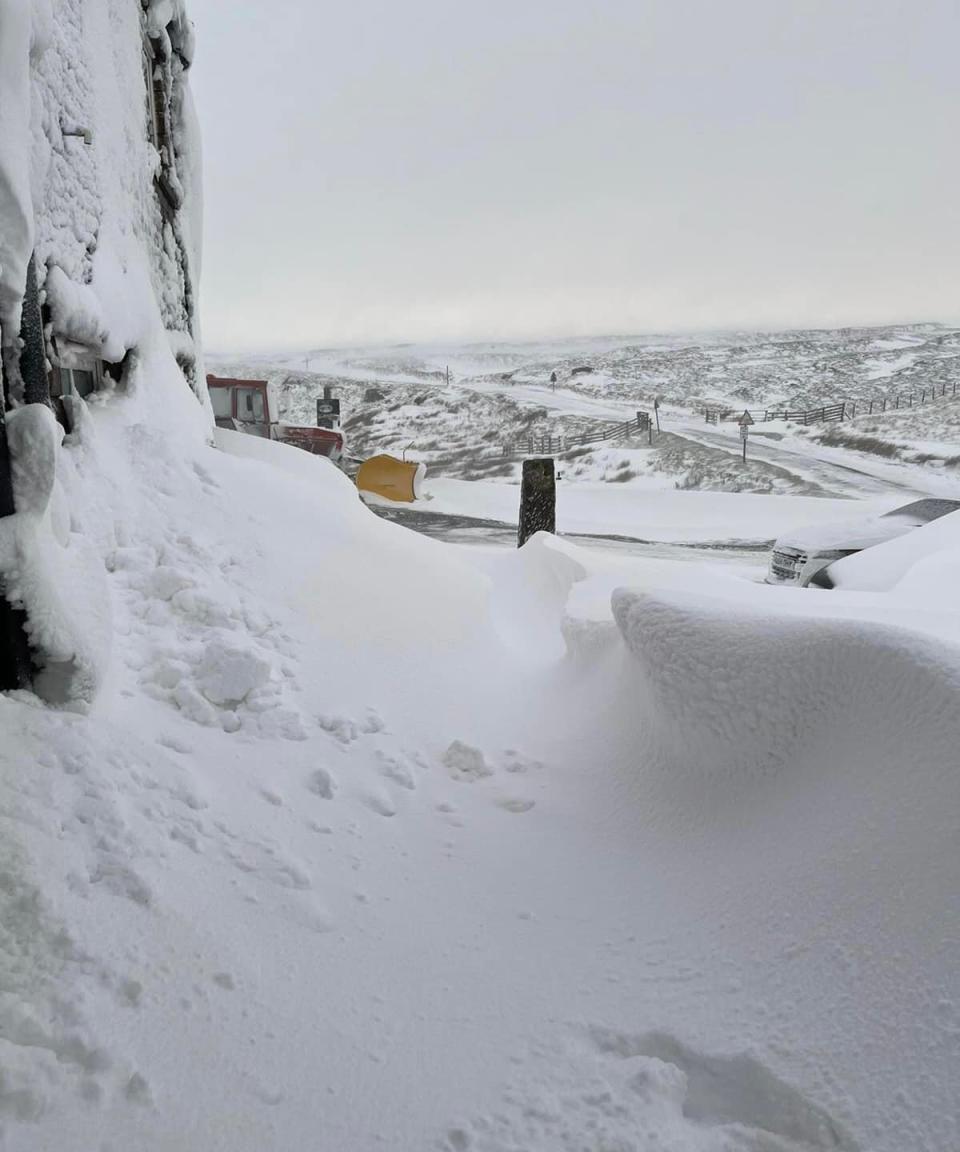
[{"left": 204, "top": 316, "right": 959, "bottom": 362}]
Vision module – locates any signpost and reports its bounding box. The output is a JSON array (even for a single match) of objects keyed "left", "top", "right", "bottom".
[
  {"left": 739, "top": 410, "right": 754, "bottom": 462},
  {"left": 518, "top": 458, "right": 556, "bottom": 547},
  {"left": 316, "top": 397, "right": 341, "bottom": 430}
]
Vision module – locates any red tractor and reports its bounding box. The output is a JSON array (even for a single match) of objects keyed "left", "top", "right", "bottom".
[{"left": 207, "top": 375, "right": 343, "bottom": 463}]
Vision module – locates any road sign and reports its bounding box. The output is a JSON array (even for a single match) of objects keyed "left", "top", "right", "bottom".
[
  {"left": 316, "top": 398, "right": 341, "bottom": 429},
  {"left": 739, "top": 410, "right": 754, "bottom": 426},
  {"left": 740, "top": 423, "right": 750, "bottom": 440}
]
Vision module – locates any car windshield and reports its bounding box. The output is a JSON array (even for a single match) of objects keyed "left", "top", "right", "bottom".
[{"left": 880, "top": 498, "right": 960, "bottom": 524}]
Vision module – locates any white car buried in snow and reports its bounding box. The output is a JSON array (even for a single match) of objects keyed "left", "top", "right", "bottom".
[{"left": 766, "top": 498, "right": 960, "bottom": 588}]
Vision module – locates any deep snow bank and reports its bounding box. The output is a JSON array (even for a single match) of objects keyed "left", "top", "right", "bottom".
[
  {"left": 2, "top": 379, "right": 959, "bottom": 1149},
  {"left": 612, "top": 582, "right": 960, "bottom": 789},
  {"left": 600, "top": 582, "right": 960, "bottom": 1148},
  {"left": 0, "top": 404, "right": 110, "bottom": 703}
]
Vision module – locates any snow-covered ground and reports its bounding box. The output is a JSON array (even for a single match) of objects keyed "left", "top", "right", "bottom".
[
  {"left": 421, "top": 479, "right": 896, "bottom": 545},
  {"left": 3, "top": 9, "right": 959, "bottom": 1146},
  {"left": 2, "top": 365, "right": 959, "bottom": 1149},
  {"left": 212, "top": 322, "right": 960, "bottom": 415}
]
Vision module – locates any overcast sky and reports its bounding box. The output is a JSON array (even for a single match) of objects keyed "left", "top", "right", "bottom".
[{"left": 187, "top": 0, "right": 960, "bottom": 352}]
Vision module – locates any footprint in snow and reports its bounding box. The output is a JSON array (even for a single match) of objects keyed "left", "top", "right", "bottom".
[
  {"left": 156, "top": 732, "right": 193, "bottom": 755},
  {"left": 447, "top": 1027, "right": 859, "bottom": 1151},
  {"left": 361, "top": 790, "right": 397, "bottom": 818},
  {"left": 318, "top": 709, "right": 386, "bottom": 744},
  {"left": 495, "top": 797, "right": 536, "bottom": 814},
  {"left": 502, "top": 749, "right": 544, "bottom": 774},
  {"left": 306, "top": 767, "right": 336, "bottom": 799},
  {"left": 376, "top": 750, "right": 417, "bottom": 790}
]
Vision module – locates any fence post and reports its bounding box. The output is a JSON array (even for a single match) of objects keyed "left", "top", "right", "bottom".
[{"left": 518, "top": 458, "right": 556, "bottom": 547}]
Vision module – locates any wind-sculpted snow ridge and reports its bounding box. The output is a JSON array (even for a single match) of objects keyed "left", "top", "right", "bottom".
[
  {"left": 604, "top": 583, "right": 960, "bottom": 1151},
  {"left": 611, "top": 582, "right": 960, "bottom": 789}
]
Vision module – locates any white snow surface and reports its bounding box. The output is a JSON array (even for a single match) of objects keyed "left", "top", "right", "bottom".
[
  {"left": 1, "top": 5, "right": 958, "bottom": 1149},
  {"left": 423, "top": 476, "right": 897, "bottom": 544},
  {"left": 825, "top": 508, "right": 960, "bottom": 593},
  {"left": 0, "top": 0, "right": 36, "bottom": 338},
  {"left": 0, "top": 368, "right": 958, "bottom": 1149}
]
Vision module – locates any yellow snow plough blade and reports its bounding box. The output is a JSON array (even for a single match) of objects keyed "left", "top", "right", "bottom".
[{"left": 356, "top": 455, "right": 425, "bottom": 504}]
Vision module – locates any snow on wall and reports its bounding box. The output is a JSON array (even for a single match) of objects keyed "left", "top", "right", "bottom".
[
  {"left": 0, "top": 403, "right": 110, "bottom": 704},
  {"left": 0, "top": 0, "right": 37, "bottom": 343},
  {"left": 0, "top": 0, "right": 204, "bottom": 386},
  {"left": 0, "top": 0, "right": 208, "bottom": 702}
]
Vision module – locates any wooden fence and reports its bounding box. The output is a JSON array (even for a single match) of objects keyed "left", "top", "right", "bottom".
[
  {"left": 506, "top": 411, "right": 651, "bottom": 457},
  {"left": 704, "top": 380, "right": 959, "bottom": 427}
]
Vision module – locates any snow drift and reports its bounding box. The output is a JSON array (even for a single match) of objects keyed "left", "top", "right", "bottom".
[
  {"left": 0, "top": 404, "right": 110, "bottom": 703},
  {"left": 0, "top": 2, "right": 958, "bottom": 1150}
]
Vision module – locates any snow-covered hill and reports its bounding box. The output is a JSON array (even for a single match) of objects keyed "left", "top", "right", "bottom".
[
  {"left": 214, "top": 322, "right": 960, "bottom": 413},
  {"left": 210, "top": 324, "right": 960, "bottom": 499}
]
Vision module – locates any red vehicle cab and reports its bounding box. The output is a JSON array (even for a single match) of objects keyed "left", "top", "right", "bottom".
[{"left": 206, "top": 375, "right": 343, "bottom": 464}]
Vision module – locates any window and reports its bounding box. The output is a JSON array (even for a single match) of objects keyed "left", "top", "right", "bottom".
[
  {"left": 209, "top": 387, "right": 232, "bottom": 419},
  {"left": 143, "top": 29, "right": 182, "bottom": 212},
  {"left": 143, "top": 40, "right": 161, "bottom": 149},
  {"left": 142, "top": 30, "right": 169, "bottom": 156},
  {"left": 235, "top": 388, "right": 265, "bottom": 423},
  {"left": 49, "top": 361, "right": 103, "bottom": 400}
]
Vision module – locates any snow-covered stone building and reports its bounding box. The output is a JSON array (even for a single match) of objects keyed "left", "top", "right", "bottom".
[{"left": 0, "top": 0, "right": 204, "bottom": 694}]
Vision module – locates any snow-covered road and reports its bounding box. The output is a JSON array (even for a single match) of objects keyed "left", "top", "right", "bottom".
[
  {"left": 668, "top": 420, "right": 927, "bottom": 499},
  {"left": 456, "top": 377, "right": 941, "bottom": 500},
  {"left": 367, "top": 501, "right": 771, "bottom": 571}
]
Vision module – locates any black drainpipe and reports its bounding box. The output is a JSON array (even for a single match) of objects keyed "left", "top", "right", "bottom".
[
  {"left": 0, "top": 414, "right": 32, "bottom": 690},
  {"left": 19, "top": 253, "right": 50, "bottom": 406},
  {"left": 0, "top": 253, "right": 47, "bottom": 690}
]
